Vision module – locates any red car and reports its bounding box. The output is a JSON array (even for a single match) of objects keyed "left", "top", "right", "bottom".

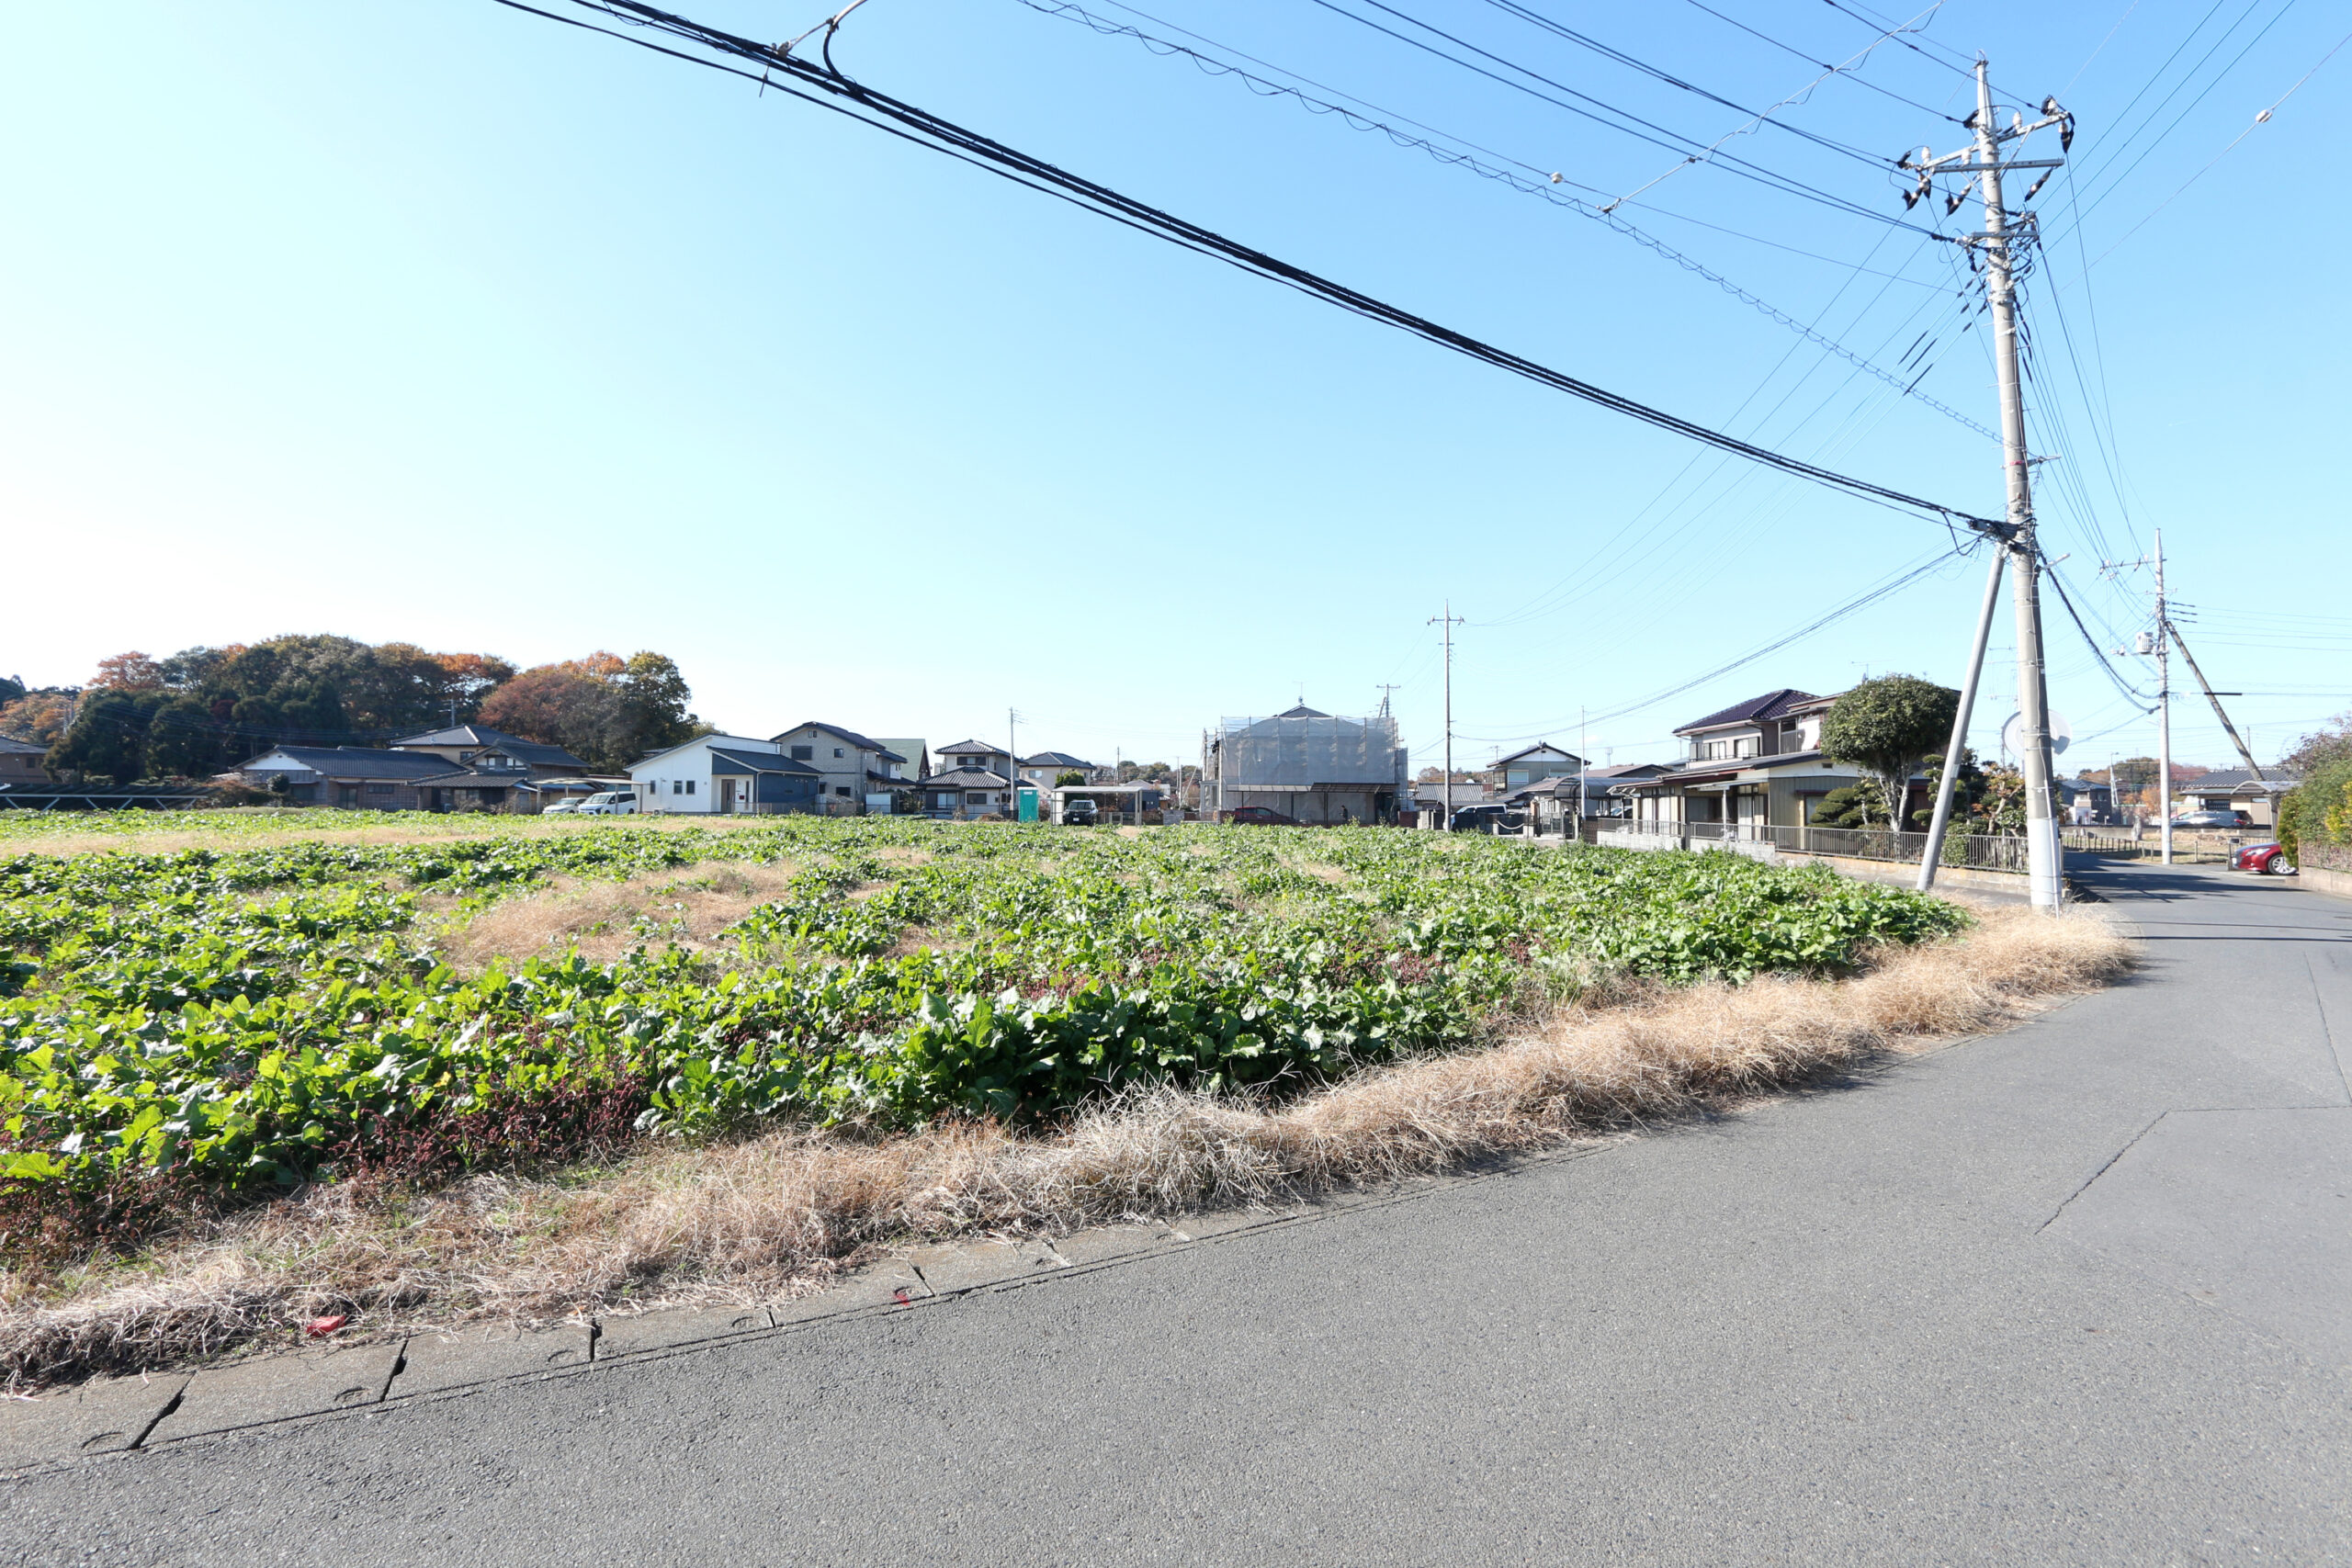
[
  {"left": 2232, "top": 841, "right": 2295, "bottom": 874},
  {"left": 1223, "top": 806, "right": 1296, "bottom": 826}
]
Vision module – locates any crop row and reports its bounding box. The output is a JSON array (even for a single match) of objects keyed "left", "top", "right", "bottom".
[{"left": 0, "top": 819, "right": 1966, "bottom": 1196}]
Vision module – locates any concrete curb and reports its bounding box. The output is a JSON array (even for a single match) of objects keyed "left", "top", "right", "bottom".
[{"left": 0, "top": 1146, "right": 1623, "bottom": 1475}]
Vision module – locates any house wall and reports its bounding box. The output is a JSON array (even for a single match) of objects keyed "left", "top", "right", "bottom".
[
  {"left": 774, "top": 726, "right": 900, "bottom": 815},
  {"left": 0, "top": 749, "right": 49, "bottom": 782},
  {"left": 631, "top": 737, "right": 780, "bottom": 814}
]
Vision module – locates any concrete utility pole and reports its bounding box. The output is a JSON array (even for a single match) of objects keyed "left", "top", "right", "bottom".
[
  {"left": 1901, "top": 62, "right": 2073, "bottom": 909},
  {"left": 1429, "top": 604, "right": 1464, "bottom": 830}
]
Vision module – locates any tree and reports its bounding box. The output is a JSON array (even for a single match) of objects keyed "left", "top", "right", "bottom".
[
  {"left": 0, "top": 692, "right": 76, "bottom": 748},
  {"left": 2282, "top": 711, "right": 2352, "bottom": 776},
  {"left": 430, "top": 652, "right": 518, "bottom": 723},
  {"left": 1914, "top": 748, "right": 1987, "bottom": 828},
  {"left": 90, "top": 651, "right": 165, "bottom": 691},
  {"left": 476, "top": 649, "right": 697, "bottom": 772},
  {"left": 144, "top": 696, "right": 234, "bottom": 779},
  {"left": 1818, "top": 675, "right": 1959, "bottom": 829},
  {"left": 48, "top": 689, "right": 162, "bottom": 784},
  {"left": 1055, "top": 770, "right": 1087, "bottom": 787},
  {"left": 0, "top": 674, "right": 22, "bottom": 706},
  {"left": 1971, "top": 763, "right": 2029, "bottom": 834},
  {"left": 1809, "top": 781, "right": 1887, "bottom": 829}
]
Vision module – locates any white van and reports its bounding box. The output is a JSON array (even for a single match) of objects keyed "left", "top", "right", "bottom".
[{"left": 575, "top": 791, "right": 637, "bottom": 816}]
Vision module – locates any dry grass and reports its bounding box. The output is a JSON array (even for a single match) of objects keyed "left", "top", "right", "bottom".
[
  {"left": 0, "top": 904, "right": 2130, "bottom": 1388},
  {"left": 429, "top": 860, "right": 801, "bottom": 970}
]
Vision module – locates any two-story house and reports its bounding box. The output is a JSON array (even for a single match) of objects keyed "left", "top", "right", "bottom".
[
  {"left": 767, "top": 722, "right": 910, "bottom": 815},
  {"left": 629, "top": 734, "right": 826, "bottom": 815},
  {"left": 1622, "top": 689, "right": 1871, "bottom": 834},
  {"left": 389, "top": 725, "right": 591, "bottom": 775}
]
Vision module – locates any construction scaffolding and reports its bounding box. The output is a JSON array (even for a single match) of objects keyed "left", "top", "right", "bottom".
[{"left": 1212, "top": 706, "right": 1408, "bottom": 824}]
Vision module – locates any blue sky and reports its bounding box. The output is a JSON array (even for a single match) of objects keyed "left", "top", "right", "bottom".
[{"left": 4, "top": 0, "right": 2345, "bottom": 776}]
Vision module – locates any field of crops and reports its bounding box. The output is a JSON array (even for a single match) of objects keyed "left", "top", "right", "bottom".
[{"left": 0, "top": 817, "right": 1966, "bottom": 1211}]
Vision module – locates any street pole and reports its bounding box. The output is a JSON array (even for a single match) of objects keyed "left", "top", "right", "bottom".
[
  {"left": 1967, "top": 61, "right": 2064, "bottom": 909},
  {"left": 1007, "top": 707, "right": 1017, "bottom": 821},
  {"left": 1917, "top": 546, "right": 2008, "bottom": 890},
  {"left": 2154, "top": 530, "right": 2173, "bottom": 865},
  {"left": 1429, "top": 603, "right": 1464, "bottom": 830}
]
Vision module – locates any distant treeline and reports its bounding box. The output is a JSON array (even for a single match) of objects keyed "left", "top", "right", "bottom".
[{"left": 0, "top": 637, "right": 702, "bottom": 784}]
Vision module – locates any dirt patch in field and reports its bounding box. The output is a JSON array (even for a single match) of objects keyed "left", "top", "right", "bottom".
[
  {"left": 0, "top": 904, "right": 2132, "bottom": 1387},
  {"left": 432, "top": 860, "right": 802, "bottom": 970}
]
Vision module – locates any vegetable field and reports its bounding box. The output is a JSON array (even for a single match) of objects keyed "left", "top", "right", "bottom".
[{"left": 0, "top": 818, "right": 1965, "bottom": 1208}]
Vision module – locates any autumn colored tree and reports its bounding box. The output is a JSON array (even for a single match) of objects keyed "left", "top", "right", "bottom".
[
  {"left": 90, "top": 651, "right": 165, "bottom": 691},
  {"left": 477, "top": 649, "right": 699, "bottom": 771},
  {"left": 0, "top": 692, "right": 76, "bottom": 748}
]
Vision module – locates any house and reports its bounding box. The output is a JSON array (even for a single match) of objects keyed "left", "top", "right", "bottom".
[
  {"left": 389, "top": 725, "right": 591, "bottom": 775},
  {"left": 707, "top": 747, "right": 825, "bottom": 815},
  {"left": 1583, "top": 761, "right": 1672, "bottom": 818},
  {"left": 875, "top": 739, "right": 931, "bottom": 783},
  {"left": 2179, "top": 769, "right": 2297, "bottom": 827},
  {"left": 2057, "top": 776, "right": 2117, "bottom": 824},
  {"left": 1211, "top": 705, "right": 1408, "bottom": 825},
  {"left": 232, "top": 745, "right": 474, "bottom": 811},
  {"left": 0, "top": 734, "right": 49, "bottom": 784},
  {"left": 768, "top": 722, "right": 910, "bottom": 815},
  {"left": 918, "top": 767, "right": 1012, "bottom": 820},
  {"left": 1619, "top": 690, "right": 1871, "bottom": 833},
  {"left": 935, "top": 739, "right": 1014, "bottom": 776},
  {"left": 1493, "top": 742, "right": 1584, "bottom": 789},
  {"left": 1019, "top": 750, "right": 1095, "bottom": 788},
  {"left": 631, "top": 734, "right": 799, "bottom": 815}
]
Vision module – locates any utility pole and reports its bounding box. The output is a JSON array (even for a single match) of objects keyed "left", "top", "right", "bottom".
[
  {"left": 2102, "top": 529, "right": 2172, "bottom": 863},
  {"left": 1429, "top": 603, "right": 1463, "bottom": 830},
  {"left": 1901, "top": 62, "right": 2073, "bottom": 909},
  {"left": 2155, "top": 534, "right": 2172, "bottom": 864},
  {"left": 1577, "top": 705, "right": 1588, "bottom": 842},
  {"left": 1007, "top": 706, "right": 1017, "bottom": 820}
]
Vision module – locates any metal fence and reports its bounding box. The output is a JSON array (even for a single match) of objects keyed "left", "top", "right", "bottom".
[
  {"left": 2061, "top": 829, "right": 2237, "bottom": 865},
  {"left": 1596, "top": 821, "right": 2029, "bottom": 873}
]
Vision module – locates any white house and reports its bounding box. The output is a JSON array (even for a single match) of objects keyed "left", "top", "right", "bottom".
[{"left": 630, "top": 734, "right": 789, "bottom": 815}]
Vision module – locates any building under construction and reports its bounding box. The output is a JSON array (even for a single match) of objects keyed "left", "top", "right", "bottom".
[{"left": 1210, "top": 705, "right": 1408, "bottom": 825}]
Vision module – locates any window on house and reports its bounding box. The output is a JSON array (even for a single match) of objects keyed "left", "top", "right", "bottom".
[
  {"left": 833, "top": 748, "right": 844, "bottom": 759},
  {"left": 790, "top": 745, "right": 813, "bottom": 761},
  {"left": 685, "top": 780, "right": 696, "bottom": 795},
  {"left": 965, "top": 792, "right": 987, "bottom": 806},
  {"left": 835, "top": 785, "right": 851, "bottom": 797},
  {"left": 367, "top": 783, "right": 393, "bottom": 795}
]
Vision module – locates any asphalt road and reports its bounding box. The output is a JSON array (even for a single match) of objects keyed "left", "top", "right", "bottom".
[{"left": 6, "top": 859, "right": 2348, "bottom": 1566}]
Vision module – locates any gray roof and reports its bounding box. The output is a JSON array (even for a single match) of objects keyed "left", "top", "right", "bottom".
[
  {"left": 935, "top": 739, "right": 1009, "bottom": 757},
  {"left": 237, "top": 746, "right": 460, "bottom": 781},
  {"left": 1021, "top": 750, "right": 1094, "bottom": 770},
  {"left": 1677, "top": 689, "right": 1820, "bottom": 735},
  {"left": 775, "top": 721, "right": 904, "bottom": 763},
  {"left": 2187, "top": 769, "right": 2294, "bottom": 793},
  {"left": 0, "top": 735, "right": 45, "bottom": 756},
  {"left": 921, "top": 768, "right": 1010, "bottom": 787},
  {"left": 390, "top": 724, "right": 512, "bottom": 748},
  {"left": 1496, "top": 742, "right": 1582, "bottom": 766},
  {"left": 707, "top": 747, "right": 820, "bottom": 776}
]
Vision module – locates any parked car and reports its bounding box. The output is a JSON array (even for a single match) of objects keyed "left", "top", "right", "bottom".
[
  {"left": 2169, "top": 809, "right": 2247, "bottom": 829},
  {"left": 1062, "top": 798, "right": 1099, "bottom": 826},
  {"left": 576, "top": 791, "right": 637, "bottom": 816},
  {"left": 540, "top": 799, "right": 582, "bottom": 817},
  {"left": 1224, "top": 806, "right": 1295, "bottom": 826},
  {"left": 1449, "top": 804, "right": 1524, "bottom": 834},
  {"left": 2231, "top": 840, "right": 2295, "bottom": 874}
]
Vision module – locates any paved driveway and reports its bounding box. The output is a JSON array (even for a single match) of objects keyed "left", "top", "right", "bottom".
[{"left": 6, "top": 860, "right": 2347, "bottom": 1566}]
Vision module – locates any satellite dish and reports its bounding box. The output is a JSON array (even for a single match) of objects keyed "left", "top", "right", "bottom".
[{"left": 2001, "top": 711, "right": 2074, "bottom": 759}]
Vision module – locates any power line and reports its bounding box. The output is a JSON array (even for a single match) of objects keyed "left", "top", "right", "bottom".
[
  {"left": 1295, "top": 0, "right": 1940, "bottom": 233},
  {"left": 1014, "top": 0, "right": 1995, "bottom": 435},
  {"left": 1456, "top": 544, "right": 1972, "bottom": 739},
  {"left": 1673, "top": 0, "right": 1965, "bottom": 119},
  {"left": 494, "top": 0, "right": 2005, "bottom": 536}
]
